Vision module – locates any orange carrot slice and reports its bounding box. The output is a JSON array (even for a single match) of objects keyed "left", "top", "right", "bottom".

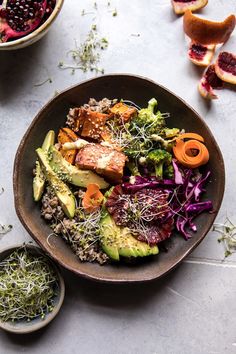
[
  {"left": 173, "top": 134, "right": 209, "bottom": 168},
  {"left": 175, "top": 132, "right": 205, "bottom": 142},
  {"left": 82, "top": 183, "right": 104, "bottom": 213}
]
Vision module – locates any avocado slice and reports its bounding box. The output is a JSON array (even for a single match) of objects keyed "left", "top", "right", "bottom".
[
  {"left": 100, "top": 214, "right": 159, "bottom": 261},
  {"left": 33, "top": 130, "right": 55, "bottom": 201},
  {"left": 49, "top": 146, "right": 109, "bottom": 190},
  {"left": 36, "top": 148, "right": 76, "bottom": 219}
]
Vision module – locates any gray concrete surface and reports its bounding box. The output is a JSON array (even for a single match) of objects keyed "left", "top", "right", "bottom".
[{"left": 0, "top": 1, "right": 236, "bottom": 353}]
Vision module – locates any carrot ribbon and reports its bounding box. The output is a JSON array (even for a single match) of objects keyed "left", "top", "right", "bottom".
[{"left": 173, "top": 133, "right": 209, "bottom": 169}]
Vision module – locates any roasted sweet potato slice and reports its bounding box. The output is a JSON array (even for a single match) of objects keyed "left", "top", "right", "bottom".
[
  {"left": 81, "top": 110, "right": 109, "bottom": 141},
  {"left": 110, "top": 102, "right": 137, "bottom": 122},
  {"left": 58, "top": 128, "right": 78, "bottom": 164},
  {"left": 58, "top": 128, "right": 78, "bottom": 144}
]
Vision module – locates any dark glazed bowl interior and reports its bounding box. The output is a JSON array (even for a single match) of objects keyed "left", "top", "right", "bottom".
[{"left": 13, "top": 74, "right": 225, "bottom": 283}]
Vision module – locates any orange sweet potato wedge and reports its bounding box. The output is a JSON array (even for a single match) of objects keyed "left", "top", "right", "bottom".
[
  {"left": 58, "top": 128, "right": 78, "bottom": 164},
  {"left": 81, "top": 110, "right": 109, "bottom": 141},
  {"left": 110, "top": 102, "right": 137, "bottom": 123}
]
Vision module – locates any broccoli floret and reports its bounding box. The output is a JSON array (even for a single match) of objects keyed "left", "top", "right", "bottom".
[
  {"left": 146, "top": 149, "right": 172, "bottom": 179},
  {"left": 163, "top": 164, "right": 174, "bottom": 179},
  {"left": 162, "top": 128, "right": 180, "bottom": 138},
  {"left": 126, "top": 161, "right": 140, "bottom": 176},
  {"left": 131, "top": 98, "right": 165, "bottom": 134}
]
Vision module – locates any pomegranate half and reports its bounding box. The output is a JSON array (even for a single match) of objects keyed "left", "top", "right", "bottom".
[{"left": 0, "top": 0, "right": 48, "bottom": 43}]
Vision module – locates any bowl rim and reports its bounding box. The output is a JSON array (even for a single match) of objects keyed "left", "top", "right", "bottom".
[
  {"left": 0, "top": 0, "right": 64, "bottom": 48},
  {"left": 0, "top": 244, "right": 65, "bottom": 333},
  {"left": 13, "top": 73, "right": 225, "bottom": 283}
]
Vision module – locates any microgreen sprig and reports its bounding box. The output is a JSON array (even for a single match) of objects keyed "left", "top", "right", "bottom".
[
  {"left": 213, "top": 218, "right": 236, "bottom": 258},
  {"left": 0, "top": 223, "right": 12, "bottom": 235},
  {"left": 0, "top": 247, "right": 58, "bottom": 322},
  {"left": 59, "top": 26, "right": 108, "bottom": 75}
]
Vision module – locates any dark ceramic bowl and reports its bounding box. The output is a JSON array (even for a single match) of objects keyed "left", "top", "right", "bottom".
[
  {"left": 0, "top": 244, "right": 65, "bottom": 333},
  {"left": 13, "top": 74, "right": 225, "bottom": 283}
]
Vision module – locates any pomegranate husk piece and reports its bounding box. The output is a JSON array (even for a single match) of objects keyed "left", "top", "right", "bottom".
[
  {"left": 183, "top": 10, "right": 236, "bottom": 45},
  {"left": 198, "top": 64, "right": 223, "bottom": 100},
  {"left": 215, "top": 52, "right": 236, "bottom": 85},
  {"left": 0, "top": 0, "right": 48, "bottom": 43},
  {"left": 171, "top": 0, "right": 208, "bottom": 15},
  {"left": 188, "top": 41, "right": 215, "bottom": 67}
]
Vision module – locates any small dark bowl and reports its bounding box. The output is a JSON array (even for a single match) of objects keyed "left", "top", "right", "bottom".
[
  {"left": 0, "top": 244, "right": 65, "bottom": 333},
  {"left": 13, "top": 74, "right": 225, "bottom": 283}
]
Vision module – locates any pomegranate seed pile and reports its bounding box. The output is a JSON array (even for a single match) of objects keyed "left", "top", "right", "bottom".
[{"left": 0, "top": 0, "right": 45, "bottom": 32}]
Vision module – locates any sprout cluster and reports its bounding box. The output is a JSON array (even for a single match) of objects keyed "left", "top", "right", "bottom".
[{"left": 0, "top": 247, "right": 58, "bottom": 322}]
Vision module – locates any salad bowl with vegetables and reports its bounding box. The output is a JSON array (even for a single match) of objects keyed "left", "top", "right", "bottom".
[{"left": 14, "top": 75, "right": 225, "bottom": 282}]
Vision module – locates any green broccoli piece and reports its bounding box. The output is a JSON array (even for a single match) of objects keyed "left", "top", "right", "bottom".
[
  {"left": 163, "top": 163, "right": 174, "bottom": 179},
  {"left": 131, "top": 98, "right": 165, "bottom": 134},
  {"left": 146, "top": 149, "right": 172, "bottom": 179},
  {"left": 162, "top": 128, "right": 180, "bottom": 138},
  {"left": 126, "top": 161, "right": 140, "bottom": 176}
]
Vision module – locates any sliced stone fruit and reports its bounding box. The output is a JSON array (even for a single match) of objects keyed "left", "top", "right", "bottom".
[
  {"left": 215, "top": 52, "right": 236, "bottom": 85},
  {"left": 188, "top": 42, "right": 215, "bottom": 66},
  {"left": 171, "top": 0, "right": 208, "bottom": 15},
  {"left": 198, "top": 64, "right": 223, "bottom": 99},
  {"left": 184, "top": 10, "right": 236, "bottom": 45}
]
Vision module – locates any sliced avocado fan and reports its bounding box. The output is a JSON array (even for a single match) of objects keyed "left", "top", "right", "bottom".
[
  {"left": 100, "top": 214, "right": 159, "bottom": 261},
  {"left": 36, "top": 148, "right": 76, "bottom": 219},
  {"left": 49, "top": 146, "right": 109, "bottom": 190},
  {"left": 33, "top": 130, "right": 55, "bottom": 201}
]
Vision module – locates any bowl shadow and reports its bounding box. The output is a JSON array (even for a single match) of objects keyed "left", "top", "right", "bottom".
[
  {"left": 62, "top": 264, "right": 183, "bottom": 310},
  {"left": 0, "top": 35, "right": 49, "bottom": 104}
]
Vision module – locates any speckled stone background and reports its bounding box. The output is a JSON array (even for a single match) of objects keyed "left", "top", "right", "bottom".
[{"left": 0, "top": 1, "right": 236, "bottom": 353}]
